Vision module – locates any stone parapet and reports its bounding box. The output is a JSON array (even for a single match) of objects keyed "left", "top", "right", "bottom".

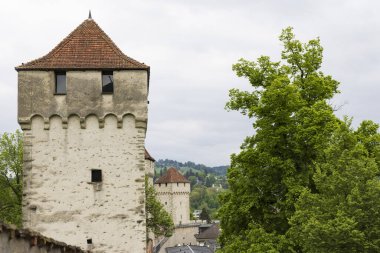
[{"left": 0, "top": 222, "right": 87, "bottom": 253}]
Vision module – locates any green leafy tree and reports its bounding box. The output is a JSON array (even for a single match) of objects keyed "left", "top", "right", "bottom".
[
  {"left": 190, "top": 185, "right": 221, "bottom": 218},
  {"left": 205, "top": 175, "right": 216, "bottom": 187},
  {"left": 288, "top": 119, "right": 380, "bottom": 252},
  {"left": 200, "top": 207, "right": 212, "bottom": 223},
  {"left": 145, "top": 177, "right": 174, "bottom": 238},
  {"left": 188, "top": 175, "right": 197, "bottom": 188},
  {"left": 0, "top": 130, "right": 23, "bottom": 226},
  {"left": 217, "top": 27, "right": 380, "bottom": 252}
]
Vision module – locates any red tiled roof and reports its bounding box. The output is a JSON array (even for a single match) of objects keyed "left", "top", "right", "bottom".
[
  {"left": 145, "top": 148, "right": 155, "bottom": 162},
  {"left": 16, "top": 18, "right": 149, "bottom": 70},
  {"left": 155, "top": 167, "right": 190, "bottom": 184}
]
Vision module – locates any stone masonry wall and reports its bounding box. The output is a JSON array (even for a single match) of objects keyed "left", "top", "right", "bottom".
[
  {"left": 155, "top": 183, "right": 190, "bottom": 225},
  {"left": 0, "top": 222, "right": 87, "bottom": 253},
  {"left": 19, "top": 70, "right": 148, "bottom": 253}
]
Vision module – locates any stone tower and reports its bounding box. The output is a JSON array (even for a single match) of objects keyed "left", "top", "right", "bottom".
[
  {"left": 16, "top": 17, "right": 149, "bottom": 253},
  {"left": 154, "top": 168, "right": 190, "bottom": 225}
]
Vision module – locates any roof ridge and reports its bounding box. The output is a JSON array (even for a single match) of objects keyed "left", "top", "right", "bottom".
[
  {"left": 155, "top": 167, "right": 190, "bottom": 184},
  {"left": 16, "top": 18, "right": 149, "bottom": 70}
]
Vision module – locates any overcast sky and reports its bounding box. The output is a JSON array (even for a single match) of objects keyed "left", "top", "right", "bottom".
[{"left": 0, "top": 0, "right": 379, "bottom": 166}]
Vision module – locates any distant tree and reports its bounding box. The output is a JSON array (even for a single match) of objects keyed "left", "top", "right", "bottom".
[
  {"left": 205, "top": 175, "right": 216, "bottom": 187},
  {"left": 145, "top": 177, "right": 174, "bottom": 238},
  {"left": 188, "top": 176, "right": 197, "bottom": 188},
  {"left": 200, "top": 207, "right": 211, "bottom": 223},
  {"left": 190, "top": 186, "right": 221, "bottom": 219},
  {"left": 0, "top": 130, "right": 23, "bottom": 227}
]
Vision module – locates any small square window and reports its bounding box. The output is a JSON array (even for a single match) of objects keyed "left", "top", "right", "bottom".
[
  {"left": 91, "top": 169, "right": 102, "bottom": 183},
  {"left": 102, "top": 71, "right": 113, "bottom": 93},
  {"left": 87, "top": 239, "right": 93, "bottom": 244},
  {"left": 55, "top": 72, "right": 66, "bottom": 94}
]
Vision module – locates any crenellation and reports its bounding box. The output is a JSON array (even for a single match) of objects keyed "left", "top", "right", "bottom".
[{"left": 20, "top": 113, "right": 147, "bottom": 131}]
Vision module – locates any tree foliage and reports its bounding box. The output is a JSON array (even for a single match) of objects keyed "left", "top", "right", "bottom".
[
  {"left": 199, "top": 207, "right": 212, "bottom": 223},
  {"left": 0, "top": 130, "right": 23, "bottom": 226},
  {"left": 145, "top": 177, "right": 174, "bottom": 238},
  {"left": 218, "top": 27, "right": 380, "bottom": 252},
  {"left": 190, "top": 185, "right": 221, "bottom": 218},
  {"left": 288, "top": 119, "right": 380, "bottom": 252}
]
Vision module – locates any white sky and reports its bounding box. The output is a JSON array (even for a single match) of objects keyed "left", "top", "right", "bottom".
[{"left": 0, "top": 0, "right": 379, "bottom": 166}]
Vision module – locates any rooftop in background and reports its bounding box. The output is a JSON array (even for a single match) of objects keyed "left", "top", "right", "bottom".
[
  {"left": 16, "top": 17, "right": 149, "bottom": 71},
  {"left": 195, "top": 223, "right": 220, "bottom": 240},
  {"left": 145, "top": 148, "right": 155, "bottom": 162},
  {"left": 165, "top": 245, "right": 213, "bottom": 253},
  {"left": 155, "top": 167, "right": 190, "bottom": 184}
]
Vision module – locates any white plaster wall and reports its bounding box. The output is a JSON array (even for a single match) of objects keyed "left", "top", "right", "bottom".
[
  {"left": 23, "top": 114, "right": 146, "bottom": 253},
  {"left": 155, "top": 183, "right": 190, "bottom": 225}
]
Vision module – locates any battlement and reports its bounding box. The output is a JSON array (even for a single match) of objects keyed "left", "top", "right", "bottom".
[
  {"left": 155, "top": 182, "right": 191, "bottom": 194},
  {"left": 19, "top": 113, "right": 147, "bottom": 130}
]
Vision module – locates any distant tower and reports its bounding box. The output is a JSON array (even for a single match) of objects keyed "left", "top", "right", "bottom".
[
  {"left": 154, "top": 168, "right": 190, "bottom": 225},
  {"left": 16, "top": 17, "right": 150, "bottom": 252}
]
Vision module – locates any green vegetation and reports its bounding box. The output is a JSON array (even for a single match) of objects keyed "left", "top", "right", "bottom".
[
  {"left": 190, "top": 185, "right": 220, "bottom": 218},
  {"left": 199, "top": 207, "right": 212, "bottom": 223},
  {"left": 155, "top": 159, "right": 228, "bottom": 189},
  {"left": 0, "top": 130, "right": 23, "bottom": 227},
  {"left": 156, "top": 159, "right": 228, "bottom": 176},
  {"left": 155, "top": 159, "right": 228, "bottom": 218},
  {"left": 218, "top": 27, "right": 380, "bottom": 252},
  {"left": 145, "top": 177, "right": 174, "bottom": 238}
]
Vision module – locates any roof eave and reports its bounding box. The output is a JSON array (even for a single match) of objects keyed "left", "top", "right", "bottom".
[{"left": 15, "top": 66, "right": 149, "bottom": 72}]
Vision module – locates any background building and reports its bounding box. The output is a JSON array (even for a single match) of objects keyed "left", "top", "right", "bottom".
[
  {"left": 154, "top": 168, "right": 198, "bottom": 253},
  {"left": 155, "top": 168, "right": 191, "bottom": 225}
]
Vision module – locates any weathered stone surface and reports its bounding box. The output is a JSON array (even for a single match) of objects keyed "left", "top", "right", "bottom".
[
  {"left": 18, "top": 70, "right": 148, "bottom": 129},
  {"left": 155, "top": 182, "right": 191, "bottom": 225},
  {"left": 19, "top": 70, "right": 148, "bottom": 253},
  {"left": 0, "top": 222, "right": 87, "bottom": 253}
]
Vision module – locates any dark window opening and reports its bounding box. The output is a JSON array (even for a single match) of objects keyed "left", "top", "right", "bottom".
[
  {"left": 55, "top": 72, "right": 66, "bottom": 94},
  {"left": 102, "top": 71, "right": 113, "bottom": 93},
  {"left": 91, "top": 169, "right": 102, "bottom": 183},
  {"left": 87, "top": 239, "right": 92, "bottom": 244}
]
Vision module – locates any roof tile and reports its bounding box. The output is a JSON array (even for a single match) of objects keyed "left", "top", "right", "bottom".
[
  {"left": 155, "top": 167, "right": 190, "bottom": 184},
  {"left": 16, "top": 18, "right": 149, "bottom": 70}
]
